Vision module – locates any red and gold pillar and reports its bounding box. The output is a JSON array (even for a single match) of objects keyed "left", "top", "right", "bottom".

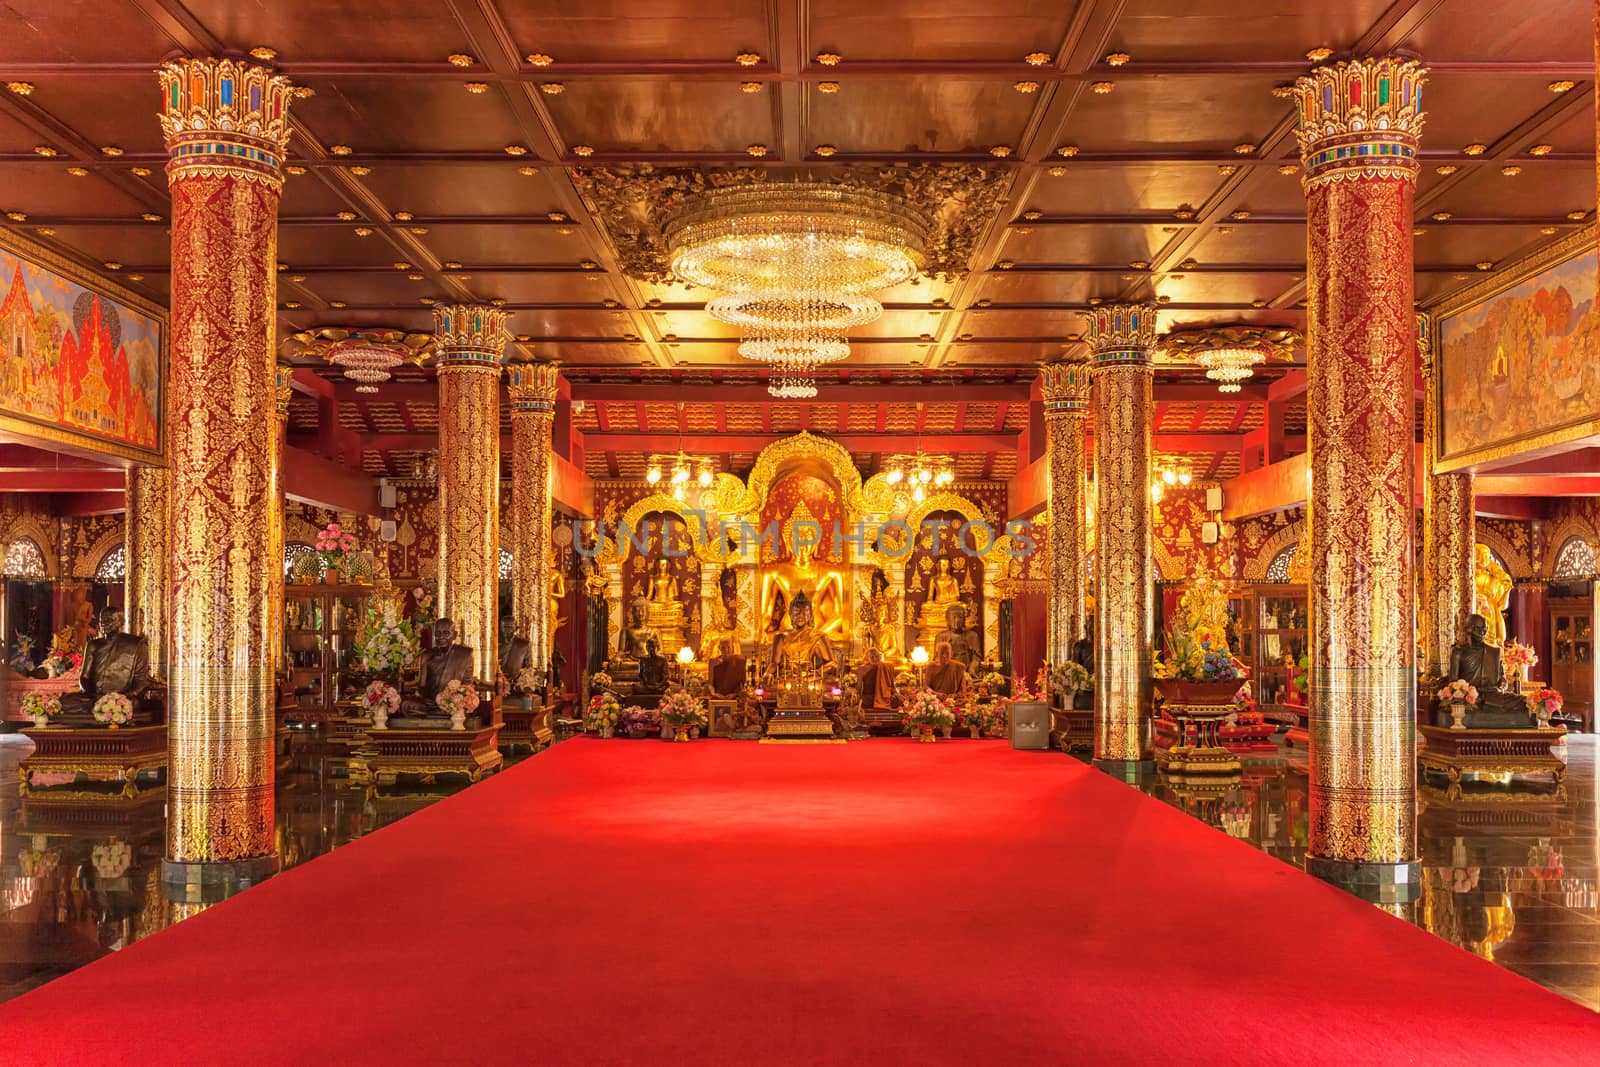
[
  {"left": 506, "top": 361, "right": 561, "bottom": 674},
  {"left": 124, "top": 465, "right": 168, "bottom": 678},
  {"left": 1086, "top": 305, "right": 1156, "bottom": 777},
  {"left": 434, "top": 305, "right": 509, "bottom": 681},
  {"left": 1294, "top": 57, "right": 1426, "bottom": 894},
  {"left": 157, "top": 58, "right": 292, "bottom": 888},
  {"left": 269, "top": 363, "right": 294, "bottom": 674},
  {"left": 1418, "top": 312, "right": 1474, "bottom": 689},
  {"left": 1041, "top": 358, "right": 1091, "bottom": 668}
]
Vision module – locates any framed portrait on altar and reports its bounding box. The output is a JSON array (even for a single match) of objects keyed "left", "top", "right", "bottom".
[
  {"left": 0, "top": 227, "right": 166, "bottom": 463},
  {"left": 707, "top": 698, "right": 738, "bottom": 737},
  {"left": 1435, "top": 224, "right": 1600, "bottom": 472}
]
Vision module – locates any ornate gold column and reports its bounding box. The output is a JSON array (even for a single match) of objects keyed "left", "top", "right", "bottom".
[
  {"left": 124, "top": 465, "right": 168, "bottom": 678},
  {"left": 1418, "top": 313, "right": 1474, "bottom": 685},
  {"left": 505, "top": 361, "right": 559, "bottom": 673},
  {"left": 1295, "top": 57, "right": 1426, "bottom": 894},
  {"left": 1041, "top": 358, "right": 1091, "bottom": 668},
  {"left": 269, "top": 363, "right": 293, "bottom": 674},
  {"left": 157, "top": 58, "right": 292, "bottom": 887},
  {"left": 434, "top": 305, "right": 509, "bottom": 681},
  {"left": 1086, "top": 305, "right": 1156, "bottom": 776}
]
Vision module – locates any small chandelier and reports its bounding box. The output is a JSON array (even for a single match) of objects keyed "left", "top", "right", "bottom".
[
  {"left": 664, "top": 181, "right": 930, "bottom": 398},
  {"left": 883, "top": 451, "right": 955, "bottom": 503},
  {"left": 1192, "top": 347, "right": 1264, "bottom": 392},
  {"left": 291, "top": 327, "right": 433, "bottom": 394},
  {"left": 645, "top": 450, "right": 716, "bottom": 501},
  {"left": 1150, "top": 456, "right": 1193, "bottom": 502},
  {"left": 1161, "top": 325, "right": 1300, "bottom": 395}
]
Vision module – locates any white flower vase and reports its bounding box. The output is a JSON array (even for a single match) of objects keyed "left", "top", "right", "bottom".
[
  {"left": 1449, "top": 701, "right": 1467, "bottom": 730},
  {"left": 1536, "top": 705, "right": 1552, "bottom": 728},
  {"left": 31, "top": 714, "right": 47, "bottom": 729},
  {"left": 450, "top": 708, "right": 467, "bottom": 731},
  {"left": 372, "top": 708, "right": 388, "bottom": 731}
]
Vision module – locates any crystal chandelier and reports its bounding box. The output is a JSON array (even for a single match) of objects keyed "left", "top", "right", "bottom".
[
  {"left": 1150, "top": 456, "right": 1193, "bottom": 502},
  {"left": 1191, "top": 347, "right": 1265, "bottom": 393},
  {"left": 293, "top": 328, "right": 431, "bottom": 394},
  {"left": 645, "top": 451, "right": 716, "bottom": 501},
  {"left": 883, "top": 451, "right": 955, "bottom": 502},
  {"left": 664, "top": 182, "right": 930, "bottom": 397}
]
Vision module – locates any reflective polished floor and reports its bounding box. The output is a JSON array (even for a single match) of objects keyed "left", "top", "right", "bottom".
[{"left": 1, "top": 731, "right": 1596, "bottom": 1012}]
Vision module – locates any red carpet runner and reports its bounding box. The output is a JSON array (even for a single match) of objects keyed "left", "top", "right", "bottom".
[{"left": 3, "top": 740, "right": 1596, "bottom": 1064}]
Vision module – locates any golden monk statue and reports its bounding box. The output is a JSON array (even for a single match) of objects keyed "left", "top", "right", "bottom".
[
  {"left": 769, "top": 591, "right": 838, "bottom": 679},
  {"left": 643, "top": 558, "right": 688, "bottom": 655},
  {"left": 915, "top": 558, "right": 963, "bottom": 655},
  {"left": 759, "top": 501, "right": 847, "bottom": 641},
  {"left": 1473, "top": 544, "right": 1512, "bottom": 648}
]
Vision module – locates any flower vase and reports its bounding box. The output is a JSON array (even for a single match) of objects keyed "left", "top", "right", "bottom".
[
  {"left": 372, "top": 709, "right": 388, "bottom": 731},
  {"left": 599, "top": 725, "right": 614, "bottom": 738},
  {"left": 672, "top": 723, "right": 690, "bottom": 743},
  {"left": 1449, "top": 701, "right": 1467, "bottom": 730},
  {"left": 969, "top": 725, "right": 981, "bottom": 739},
  {"left": 323, "top": 568, "right": 340, "bottom": 586},
  {"left": 917, "top": 724, "right": 936, "bottom": 743},
  {"left": 31, "top": 715, "right": 47, "bottom": 729},
  {"left": 1536, "top": 704, "right": 1552, "bottom": 728},
  {"left": 939, "top": 725, "right": 952, "bottom": 739},
  {"left": 450, "top": 708, "right": 466, "bottom": 731}
]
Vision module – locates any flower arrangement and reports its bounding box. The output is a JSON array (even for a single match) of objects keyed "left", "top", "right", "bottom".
[
  {"left": 619, "top": 705, "right": 661, "bottom": 737},
  {"left": 436, "top": 679, "right": 479, "bottom": 725},
  {"left": 1009, "top": 676, "right": 1038, "bottom": 703},
  {"left": 22, "top": 693, "right": 61, "bottom": 725},
  {"left": 1050, "top": 661, "right": 1092, "bottom": 694},
  {"left": 1233, "top": 681, "right": 1256, "bottom": 713},
  {"left": 587, "top": 692, "right": 621, "bottom": 732},
  {"left": 1436, "top": 679, "right": 1479, "bottom": 706},
  {"left": 590, "top": 668, "right": 614, "bottom": 692},
  {"left": 977, "top": 669, "right": 1010, "bottom": 697},
  {"left": 92, "top": 692, "right": 133, "bottom": 726},
  {"left": 963, "top": 703, "right": 1003, "bottom": 734},
  {"left": 363, "top": 680, "right": 400, "bottom": 717},
  {"left": 315, "top": 521, "right": 359, "bottom": 571},
  {"left": 352, "top": 602, "right": 418, "bottom": 675},
  {"left": 1151, "top": 572, "right": 1245, "bottom": 683},
  {"left": 37, "top": 632, "right": 83, "bottom": 678},
  {"left": 660, "top": 689, "right": 708, "bottom": 731},
  {"left": 1528, "top": 687, "right": 1562, "bottom": 722},
  {"left": 90, "top": 841, "right": 132, "bottom": 879},
  {"left": 1503, "top": 639, "right": 1538, "bottom": 676},
  {"left": 903, "top": 688, "right": 955, "bottom": 730},
  {"left": 410, "top": 586, "right": 436, "bottom": 627}
]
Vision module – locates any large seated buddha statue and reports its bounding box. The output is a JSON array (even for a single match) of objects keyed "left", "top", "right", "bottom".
[
  {"left": 934, "top": 603, "right": 980, "bottom": 671},
  {"left": 769, "top": 591, "right": 838, "bottom": 680},
  {"left": 58, "top": 608, "right": 157, "bottom": 719},
  {"left": 915, "top": 559, "right": 963, "bottom": 655},
  {"left": 642, "top": 559, "right": 688, "bottom": 656},
  {"left": 400, "top": 618, "right": 476, "bottom": 718},
  {"left": 1443, "top": 613, "right": 1532, "bottom": 728}
]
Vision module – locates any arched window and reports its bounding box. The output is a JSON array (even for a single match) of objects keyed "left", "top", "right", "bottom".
[
  {"left": 1553, "top": 537, "right": 1597, "bottom": 579},
  {"left": 498, "top": 548, "right": 514, "bottom": 581},
  {"left": 95, "top": 543, "right": 127, "bottom": 582},
  {"left": 284, "top": 541, "right": 324, "bottom": 578},
  {"left": 3, "top": 537, "right": 47, "bottom": 578},
  {"left": 1265, "top": 543, "right": 1298, "bottom": 583}
]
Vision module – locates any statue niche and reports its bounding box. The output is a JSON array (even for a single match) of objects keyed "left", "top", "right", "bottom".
[{"left": 1443, "top": 613, "right": 1532, "bottom": 728}]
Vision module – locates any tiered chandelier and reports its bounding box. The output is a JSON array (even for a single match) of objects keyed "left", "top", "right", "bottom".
[
  {"left": 883, "top": 451, "right": 955, "bottom": 503},
  {"left": 1191, "top": 347, "right": 1265, "bottom": 393},
  {"left": 645, "top": 450, "right": 716, "bottom": 501},
  {"left": 664, "top": 182, "right": 930, "bottom": 398},
  {"left": 326, "top": 338, "right": 404, "bottom": 393}
]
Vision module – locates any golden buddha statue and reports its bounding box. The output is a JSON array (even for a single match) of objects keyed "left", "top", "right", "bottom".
[
  {"left": 860, "top": 569, "right": 904, "bottom": 664},
  {"left": 699, "top": 606, "right": 740, "bottom": 660},
  {"left": 915, "top": 558, "right": 963, "bottom": 655},
  {"left": 769, "top": 591, "right": 838, "bottom": 680},
  {"left": 759, "top": 501, "right": 847, "bottom": 643},
  {"left": 1473, "top": 544, "right": 1511, "bottom": 648},
  {"left": 548, "top": 548, "right": 567, "bottom": 645},
  {"left": 643, "top": 558, "right": 689, "bottom": 656}
]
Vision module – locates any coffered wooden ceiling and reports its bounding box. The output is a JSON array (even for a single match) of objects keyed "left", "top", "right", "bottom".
[{"left": 0, "top": 0, "right": 1593, "bottom": 483}]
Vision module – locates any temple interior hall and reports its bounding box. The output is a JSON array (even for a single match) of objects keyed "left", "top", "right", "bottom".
[{"left": 3, "top": 0, "right": 1600, "bottom": 1062}]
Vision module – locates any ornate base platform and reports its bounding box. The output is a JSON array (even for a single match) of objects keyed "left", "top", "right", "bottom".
[
  {"left": 349, "top": 724, "right": 504, "bottom": 791},
  {"left": 18, "top": 723, "right": 167, "bottom": 800},
  {"left": 765, "top": 707, "right": 835, "bottom": 740},
  {"left": 500, "top": 700, "right": 554, "bottom": 754},
  {"left": 1052, "top": 703, "right": 1093, "bottom": 754},
  {"left": 1155, "top": 709, "right": 1241, "bottom": 777},
  {"left": 3, "top": 670, "right": 81, "bottom": 723},
  {"left": 1416, "top": 724, "right": 1567, "bottom": 801}
]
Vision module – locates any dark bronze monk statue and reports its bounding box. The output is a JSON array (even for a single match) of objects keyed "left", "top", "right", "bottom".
[
  {"left": 1443, "top": 613, "right": 1532, "bottom": 728},
  {"left": 59, "top": 607, "right": 153, "bottom": 717},
  {"left": 402, "top": 618, "right": 475, "bottom": 716}
]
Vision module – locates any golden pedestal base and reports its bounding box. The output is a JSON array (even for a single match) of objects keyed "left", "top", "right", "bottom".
[
  {"left": 349, "top": 724, "right": 504, "bottom": 791},
  {"left": 765, "top": 707, "right": 835, "bottom": 740},
  {"left": 1155, "top": 702, "right": 1241, "bottom": 777},
  {"left": 18, "top": 723, "right": 167, "bottom": 801},
  {"left": 500, "top": 701, "right": 554, "bottom": 754},
  {"left": 1416, "top": 724, "right": 1566, "bottom": 802},
  {"left": 1052, "top": 701, "right": 1094, "bottom": 754}
]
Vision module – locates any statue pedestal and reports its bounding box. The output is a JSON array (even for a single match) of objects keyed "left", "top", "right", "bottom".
[
  {"left": 1050, "top": 693, "right": 1094, "bottom": 754},
  {"left": 1417, "top": 724, "right": 1566, "bottom": 802},
  {"left": 349, "top": 723, "right": 504, "bottom": 792},
  {"left": 1154, "top": 680, "right": 1241, "bottom": 778},
  {"left": 18, "top": 722, "right": 167, "bottom": 801},
  {"left": 500, "top": 697, "right": 554, "bottom": 754}
]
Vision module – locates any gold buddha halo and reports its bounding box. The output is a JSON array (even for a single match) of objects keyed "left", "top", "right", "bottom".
[
  {"left": 433, "top": 304, "right": 511, "bottom": 679},
  {"left": 1082, "top": 304, "right": 1157, "bottom": 773},
  {"left": 506, "top": 361, "right": 562, "bottom": 670}
]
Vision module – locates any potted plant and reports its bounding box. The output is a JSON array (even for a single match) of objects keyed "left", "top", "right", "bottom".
[
  {"left": 660, "top": 689, "right": 708, "bottom": 742},
  {"left": 1503, "top": 639, "right": 1538, "bottom": 688},
  {"left": 1435, "top": 679, "right": 1479, "bottom": 730},
  {"left": 21, "top": 693, "right": 61, "bottom": 729},
  {"left": 903, "top": 688, "right": 954, "bottom": 743},
  {"left": 1151, "top": 572, "right": 1247, "bottom": 706},
  {"left": 587, "top": 692, "right": 621, "bottom": 737},
  {"left": 314, "top": 521, "right": 358, "bottom": 584},
  {"left": 92, "top": 692, "right": 133, "bottom": 729},
  {"left": 363, "top": 680, "right": 400, "bottom": 729},
  {"left": 1527, "top": 687, "right": 1562, "bottom": 728},
  {"left": 619, "top": 705, "right": 660, "bottom": 739},
  {"left": 436, "top": 679, "right": 478, "bottom": 730}
]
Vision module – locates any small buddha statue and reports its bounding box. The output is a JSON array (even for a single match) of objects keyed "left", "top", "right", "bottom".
[
  {"left": 59, "top": 608, "right": 153, "bottom": 717},
  {"left": 403, "top": 618, "right": 475, "bottom": 716},
  {"left": 935, "top": 603, "right": 979, "bottom": 670},
  {"left": 1444, "top": 613, "right": 1532, "bottom": 727},
  {"left": 769, "top": 591, "right": 838, "bottom": 679},
  {"left": 548, "top": 550, "right": 567, "bottom": 643},
  {"left": 618, "top": 603, "right": 657, "bottom": 663},
  {"left": 636, "top": 638, "right": 669, "bottom": 695},
  {"left": 643, "top": 559, "right": 689, "bottom": 655},
  {"left": 916, "top": 558, "right": 963, "bottom": 653},
  {"left": 700, "top": 607, "right": 741, "bottom": 661},
  {"left": 863, "top": 569, "right": 904, "bottom": 664}
]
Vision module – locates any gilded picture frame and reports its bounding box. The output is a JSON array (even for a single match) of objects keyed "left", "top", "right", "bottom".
[
  {"left": 0, "top": 226, "right": 167, "bottom": 464},
  {"left": 1433, "top": 224, "right": 1600, "bottom": 473}
]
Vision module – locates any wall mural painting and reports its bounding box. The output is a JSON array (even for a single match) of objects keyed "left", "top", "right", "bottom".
[
  {"left": 1438, "top": 231, "right": 1600, "bottom": 469},
  {"left": 0, "top": 237, "right": 163, "bottom": 458}
]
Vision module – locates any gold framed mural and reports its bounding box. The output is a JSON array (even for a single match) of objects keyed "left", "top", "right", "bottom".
[
  {"left": 1434, "top": 224, "right": 1600, "bottom": 472},
  {"left": 0, "top": 227, "right": 166, "bottom": 462}
]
